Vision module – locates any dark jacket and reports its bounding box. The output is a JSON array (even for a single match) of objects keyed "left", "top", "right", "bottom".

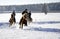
[{"left": 22, "top": 10, "right": 28, "bottom": 15}]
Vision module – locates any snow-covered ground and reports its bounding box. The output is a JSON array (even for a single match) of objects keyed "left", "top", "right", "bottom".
[{"left": 0, "top": 13, "right": 60, "bottom": 39}]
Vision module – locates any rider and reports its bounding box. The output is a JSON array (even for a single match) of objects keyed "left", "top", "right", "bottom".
[
  {"left": 22, "top": 9, "right": 28, "bottom": 15},
  {"left": 11, "top": 10, "right": 16, "bottom": 23},
  {"left": 28, "top": 11, "right": 31, "bottom": 18}
]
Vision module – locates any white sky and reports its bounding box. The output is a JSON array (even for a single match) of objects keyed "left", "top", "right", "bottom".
[{"left": 0, "top": 0, "right": 60, "bottom": 5}]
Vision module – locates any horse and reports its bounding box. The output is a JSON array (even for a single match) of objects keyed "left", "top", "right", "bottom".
[
  {"left": 19, "top": 12, "right": 33, "bottom": 29},
  {"left": 22, "top": 9, "right": 32, "bottom": 23},
  {"left": 19, "top": 13, "right": 28, "bottom": 29},
  {"left": 9, "top": 13, "right": 16, "bottom": 27},
  {"left": 27, "top": 11, "right": 32, "bottom": 23}
]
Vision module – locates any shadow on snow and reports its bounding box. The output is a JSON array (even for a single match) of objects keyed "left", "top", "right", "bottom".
[
  {"left": 24, "top": 27, "right": 60, "bottom": 33},
  {"left": 33, "top": 21, "right": 60, "bottom": 24},
  {"left": 0, "top": 22, "right": 60, "bottom": 33}
]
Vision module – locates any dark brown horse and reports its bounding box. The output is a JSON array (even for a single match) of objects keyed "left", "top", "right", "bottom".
[
  {"left": 19, "top": 13, "right": 28, "bottom": 29},
  {"left": 19, "top": 12, "right": 32, "bottom": 29}
]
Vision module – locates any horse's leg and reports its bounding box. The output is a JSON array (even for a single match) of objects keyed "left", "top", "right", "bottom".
[
  {"left": 25, "top": 23, "right": 27, "bottom": 26},
  {"left": 24, "top": 19, "right": 27, "bottom": 26},
  {"left": 13, "top": 22, "right": 15, "bottom": 25},
  {"left": 30, "top": 17, "right": 32, "bottom": 22},
  {"left": 21, "top": 23, "right": 23, "bottom": 29},
  {"left": 29, "top": 17, "right": 32, "bottom": 24},
  {"left": 19, "top": 23, "right": 23, "bottom": 29},
  {"left": 9, "top": 22, "right": 13, "bottom": 27}
]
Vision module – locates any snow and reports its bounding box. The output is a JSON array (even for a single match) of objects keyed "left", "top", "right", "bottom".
[
  {"left": 0, "top": 13, "right": 60, "bottom": 39},
  {"left": 0, "top": 29, "right": 60, "bottom": 39}
]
